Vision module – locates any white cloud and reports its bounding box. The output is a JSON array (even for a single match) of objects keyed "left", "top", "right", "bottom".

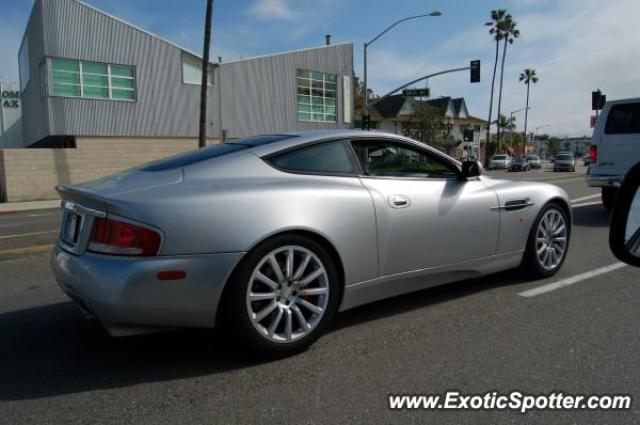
[
  {"left": 248, "top": 0, "right": 297, "bottom": 20},
  {"left": 493, "top": 0, "right": 640, "bottom": 136}
]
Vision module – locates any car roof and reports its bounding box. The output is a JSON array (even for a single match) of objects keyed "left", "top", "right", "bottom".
[
  {"left": 244, "top": 129, "right": 455, "bottom": 161},
  {"left": 604, "top": 97, "right": 640, "bottom": 106}
]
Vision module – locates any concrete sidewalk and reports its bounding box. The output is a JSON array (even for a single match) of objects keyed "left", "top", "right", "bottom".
[{"left": 0, "top": 199, "right": 61, "bottom": 214}]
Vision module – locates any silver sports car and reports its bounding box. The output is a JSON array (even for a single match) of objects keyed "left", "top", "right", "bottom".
[{"left": 52, "top": 130, "right": 571, "bottom": 355}]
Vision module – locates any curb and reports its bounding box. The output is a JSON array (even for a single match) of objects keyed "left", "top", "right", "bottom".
[{"left": 0, "top": 201, "right": 61, "bottom": 214}]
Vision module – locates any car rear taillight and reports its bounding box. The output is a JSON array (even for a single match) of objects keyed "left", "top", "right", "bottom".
[
  {"left": 87, "top": 217, "right": 161, "bottom": 256},
  {"left": 589, "top": 145, "right": 597, "bottom": 162}
]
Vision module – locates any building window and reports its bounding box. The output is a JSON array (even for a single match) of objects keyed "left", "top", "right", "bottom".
[
  {"left": 182, "top": 53, "right": 213, "bottom": 86},
  {"left": 18, "top": 37, "right": 30, "bottom": 90},
  {"left": 297, "top": 69, "right": 337, "bottom": 123},
  {"left": 51, "top": 58, "right": 136, "bottom": 101}
]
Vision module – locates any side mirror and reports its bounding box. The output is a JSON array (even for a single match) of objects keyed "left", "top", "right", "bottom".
[
  {"left": 461, "top": 160, "right": 483, "bottom": 178},
  {"left": 609, "top": 162, "right": 640, "bottom": 267}
]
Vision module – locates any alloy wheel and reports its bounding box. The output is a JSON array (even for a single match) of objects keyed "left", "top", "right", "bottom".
[
  {"left": 535, "top": 209, "right": 568, "bottom": 270},
  {"left": 245, "top": 245, "right": 330, "bottom": 343}
]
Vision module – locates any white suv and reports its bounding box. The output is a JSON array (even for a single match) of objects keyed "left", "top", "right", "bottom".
[
  {"left": 587, "top": 98, "right": 640, "bottom": 209},
  {"left": 489, "top": 154, "right": 511, "bottom": 170}
]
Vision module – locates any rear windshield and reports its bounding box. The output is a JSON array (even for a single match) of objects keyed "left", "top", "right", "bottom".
[
  {"left": 141, "top": 135, "right": 295, "bottom": 171},
  {"left": 493, "top": 155, "right": 508, "bottom": 160},
  {"left": 527, "top": 156, "right": 539, "bottom": 159},
  {"left": 556, "top": 154, "right": 573, "bottom": 160}
]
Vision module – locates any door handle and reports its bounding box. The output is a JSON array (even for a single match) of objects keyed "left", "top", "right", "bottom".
[{"left": 388, "top": 194, "right": 411, "bottom": 209}]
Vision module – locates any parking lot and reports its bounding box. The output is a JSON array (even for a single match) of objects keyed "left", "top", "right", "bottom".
[{"left": 2, "top": 163, "right": 639, "bottom": 424}]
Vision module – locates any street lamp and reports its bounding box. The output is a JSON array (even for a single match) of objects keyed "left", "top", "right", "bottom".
[
  {"left": 534, "top": 124, "right": 550, "bottom": 136},
  {"left": 509, "top": 107, "right": 529, "bottom": 151},
  {"left": 362, "top": 10, "right": 442, "bottom": 129}
]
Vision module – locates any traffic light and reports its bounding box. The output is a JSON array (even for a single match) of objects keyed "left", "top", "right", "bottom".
[
  {"left": 470, "top": 60, "right": 480, "bottom": 83},
  {"left": 592, "top": 90, "right": 606, "bottom": 110}
]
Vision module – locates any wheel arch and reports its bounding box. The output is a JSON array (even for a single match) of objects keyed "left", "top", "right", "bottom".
[
  {"left": 215, "top": 229, "right": 346, "bottom": 324},
  {"left": 547, "top": 196, "right": 572, "bottom": 228}
]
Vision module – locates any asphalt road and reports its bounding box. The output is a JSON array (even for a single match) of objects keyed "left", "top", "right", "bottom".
[{"left": 3, "top": 166, "right": 640, "bottom": 424}]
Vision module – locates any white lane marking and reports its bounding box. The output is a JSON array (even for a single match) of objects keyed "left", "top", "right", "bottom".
[
  {"left": 0, "top": 230, "right": 58, "bottom": 240},
  {"left": 0, "top": 223, "right": 24, "bottom": 229},
  {"left": 572, "top": 201, "right": 602, "bottom": 208},
  {"left": 571, "top": 194, "right": 601, "bottom": 203},
  {"left": 518, "top": 262, "right": 627, "bottom": 297}
]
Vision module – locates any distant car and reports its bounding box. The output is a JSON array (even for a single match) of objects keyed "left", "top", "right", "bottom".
[
  {"left": 509, "top": 157, "right": 530, "bottom": 172},
  {"left": 526, "top": 155, "right": 542, "bottom": 169},
  {"left": 489, "top": 154, "right": 511, "bottom": 170},
  {"left": 554, "top": 153, "right": 576, "bottom": 172}
]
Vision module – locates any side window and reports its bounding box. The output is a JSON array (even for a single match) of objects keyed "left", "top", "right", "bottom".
[
  {"left": 269, "top": 140, "right": 358, "bottom": 175},
  {"left": 352, "top": 140, "right": 458, "bottom": 178},
  {"left": 605, "top": 103, "right": 640, "bottom": 134}
]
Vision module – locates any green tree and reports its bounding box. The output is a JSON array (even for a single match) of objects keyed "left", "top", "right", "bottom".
[
  {"left": 495, "top": 16, "right": 520, "bottom": 150},
  {"left": 401, "top": 103, "right": 448, "bottom": 150},
  {"left": 484, "top": 9, "right": 510, "bottom": 166},
  {"left": 353, "top": 73, "right": 378, "bottom": 127},
  {"left": 353, "top": 73, "right": 366, "bottom": 117},
  {"left": 519, "top": 68, "right": 539, "bottom": 153},
  {"left": 500, "top": 114, "right": 519, "bottom": 150},
  {"left": 548, "top": 137, "right": 560, "bottom": 155}
]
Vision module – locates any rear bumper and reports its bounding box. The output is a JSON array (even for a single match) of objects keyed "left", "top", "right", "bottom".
[
  {"left": 586, "top": 174, "right": 623, "bottom": 188},
  {"left": 51, "top": 245, "right": 244, "bottom": 335},
  {"left": 489, "top": 163, "right": 509, "bottom": 169},
  {"left": 554, "top": 163, "right": 574, "bottom": 170}
]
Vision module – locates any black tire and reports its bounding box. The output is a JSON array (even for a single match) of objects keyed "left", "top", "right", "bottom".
[
  {"left": 521, "top": 202, "right": 571, "bottom": 278},
  {"left": 220, "top": 234, "right": 340, "bottom": 357},
  {"left": 602, "top": 187, "right": 617, "bottom": 211}
]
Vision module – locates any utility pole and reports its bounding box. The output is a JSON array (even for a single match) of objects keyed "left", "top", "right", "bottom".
[{"left": 198, "top": 0, "right": 214, "bottom": 148}]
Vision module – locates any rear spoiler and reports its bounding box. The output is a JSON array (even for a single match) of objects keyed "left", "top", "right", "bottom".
[{"left": 56, "top": 184, "right": 110, "bottom": 213}]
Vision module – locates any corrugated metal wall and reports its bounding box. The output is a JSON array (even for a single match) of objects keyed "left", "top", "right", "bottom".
[
  {"left": 39, "top": 0, "right": 213, "bottom": 142},
  {"left": 218, "top": 44, "right": 353, "bottom": 138},
  {"left": 21, "top": 0, "right": 353, "bottom": 145}
]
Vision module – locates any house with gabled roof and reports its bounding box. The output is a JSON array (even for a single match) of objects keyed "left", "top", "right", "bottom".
[{"left": 370, "top": 95, "right": 487, "bottom": 160}]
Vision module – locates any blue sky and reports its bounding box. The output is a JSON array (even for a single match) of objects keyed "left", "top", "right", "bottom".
[{"left": 2, "top": 0, "right": 639, "bottom": 137}]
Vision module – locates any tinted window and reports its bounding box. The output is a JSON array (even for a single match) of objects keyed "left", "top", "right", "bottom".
[
  {"left": 605, "top": 103, "right": 640, "bottom": 134},
  {"left": 352, "top": 140, "right": 457, "bottom": 178},
  {"left": 270, "top": 140, "right": 357, "bottom": 174},
  {"left": 141, "top": 135, "right": 294, "bottom": 171},
  {"left": 557, "top": 154, "right": 573, "bottom": 160},
  {"left": 492, "top": 155, "right": 508, "bottom": 160}
]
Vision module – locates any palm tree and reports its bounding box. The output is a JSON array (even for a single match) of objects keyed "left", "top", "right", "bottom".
[
  {"left": 495, "top": 114, "right": 515, "bottom": 153},
  {"left": 199, "top": 0, "right": 214, "bottom": 148},
  {"left": 495, "top": 17, "right": 520, "bottom": 150},
  {"left": 519, "top": 68, "right": 538, "bottom": 153},
  {"left": 484, "top": 9, "right": 509, "bottom": 165}
]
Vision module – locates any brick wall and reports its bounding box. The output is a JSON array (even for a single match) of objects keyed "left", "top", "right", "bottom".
[{"left": 0, "top": 137, "right": 217, "bottom": 202}]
